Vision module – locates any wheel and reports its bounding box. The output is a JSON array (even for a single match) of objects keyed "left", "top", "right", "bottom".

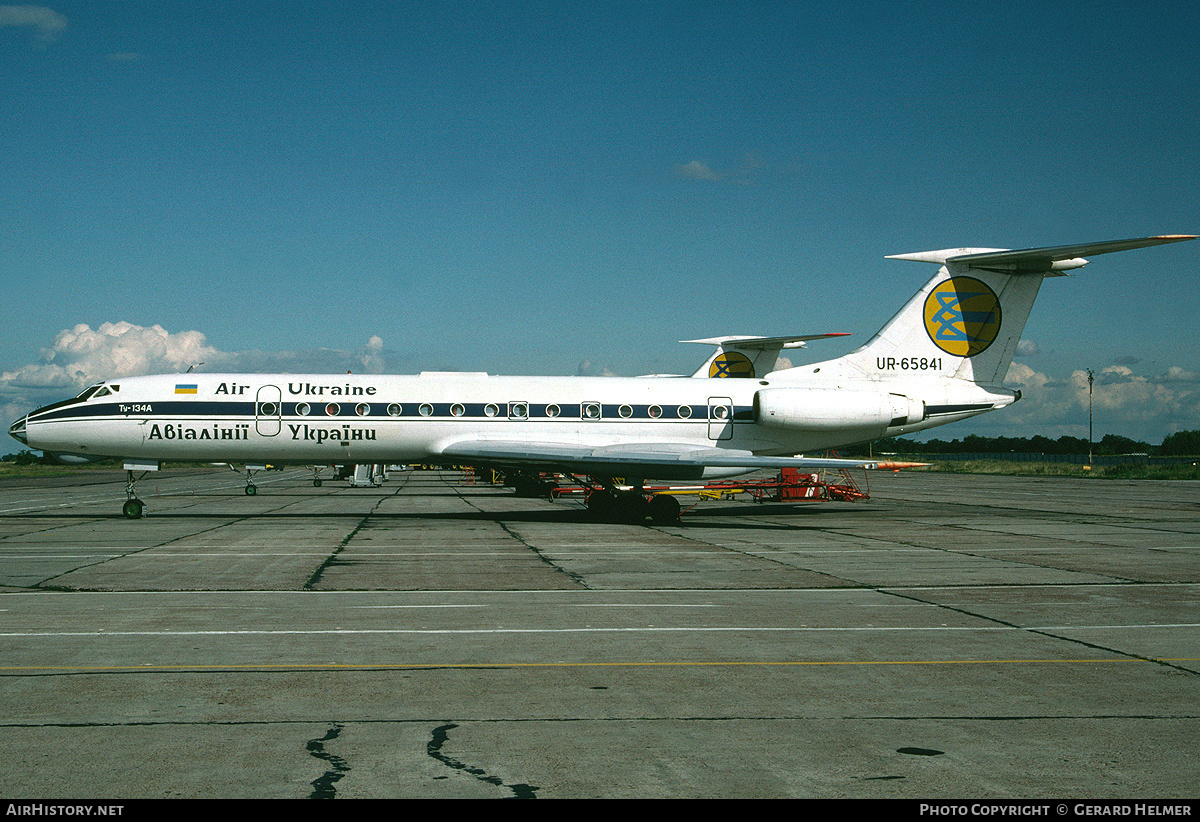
[
  {"left": 614, "top": 492, "right": 650, "bottom": 524},
  {"left": 586, "top": 490, "right": 616, "bottom": 520},
  {"left": 313, "top": 478, "right": 322, "bottom": 487},
  {"left": 245, "top": 484, "right": 257, "bottom": 495},
  {"left": 122, "top": 498, "right": 144, "bottom": 519},
  {"left": 648, "top": 494, "right": 681, "bottom": 524}
]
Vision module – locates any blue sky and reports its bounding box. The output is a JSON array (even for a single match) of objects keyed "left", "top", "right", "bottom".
[{"left": 2, "top": 1, "right": 1198, "bottom": 445}]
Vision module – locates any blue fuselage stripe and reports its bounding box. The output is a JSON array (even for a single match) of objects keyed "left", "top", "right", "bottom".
[{"left": 29, "top": 401, "right": 753, "bottom": 424}]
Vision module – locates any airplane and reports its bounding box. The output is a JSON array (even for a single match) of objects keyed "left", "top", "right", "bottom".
[{"left": 9, "top": 234, "right": 1194, "bottom": 523}]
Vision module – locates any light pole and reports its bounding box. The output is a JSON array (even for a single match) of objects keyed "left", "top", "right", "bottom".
[{"left": 1087, "top": 369, "right": 1094, "bottom": 465}]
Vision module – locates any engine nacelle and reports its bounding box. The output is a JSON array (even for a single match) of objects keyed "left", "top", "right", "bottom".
[
  {"left": 888, "top": 392, "right": 926, "bottom": 427},
  {"left": 755, "top": 388, "right": 925, "bottom": 430}
]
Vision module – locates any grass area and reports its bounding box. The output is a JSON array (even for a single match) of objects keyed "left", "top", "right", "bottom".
[
  {"left": 0, "top": 461, "right": 123, "bottom": 479},
  {"left": 920, "top": 460, "right": 1200, "bottom": 480},
  {"left": 0, "top": 461, "right": 229, "bottom": 480}
]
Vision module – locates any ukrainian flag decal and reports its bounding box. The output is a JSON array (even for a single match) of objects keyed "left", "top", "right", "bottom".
[
  {"left": 923, "top": 277, "right": 1002, "bottom": 357},
  {"left": 175, "top": 384, "right": 198, "bottom": 395},
  {"left": 709, "top": 351, "right": 755, "bottom": 378}
]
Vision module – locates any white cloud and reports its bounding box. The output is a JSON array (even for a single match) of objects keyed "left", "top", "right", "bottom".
[
  {"left": 1, "top": 323, "right": 396, "bottom": 419},
  {"left": 1161, "top": 365, "right": 1200, "bottom": 384},
  {"left": 675, "top": 160, "right": 721, "bottom": 181},
  {"left": 3, "top": 323, "right": 222, "bottom": 391},
  {"left": 358, "top": 335, "right": 385, "bottom": 374},
  {"left": 0, "top": 5, "right": 67, "bottom": 42},
  {"left": 576, "top": 359, "right": 618, "bottom": 377},
  {"left": 675, "top": 154, "right": 777, "bottom": 185},
  {"left": 995, "top": 361, "right": 1200, "bottom": 442}
]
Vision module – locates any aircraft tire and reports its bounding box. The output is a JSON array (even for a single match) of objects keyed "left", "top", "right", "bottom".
[
  {"left": 648, "top": 494, "right": 681, "bottom": 524},
  {"left": 122, "top": 499, "right": 144, "bottom": 519},
  {"left": 313, "top": 479, "right": 322, "bottom": 487},
  {"left": 614, "top": 492, "right": 650, "bottom": 524},
  {"left": 245, "top": 484, "right": 257, "bottom": 496},
  {"left": 586, "top": 490, "right": 616, "bottom": 520}
]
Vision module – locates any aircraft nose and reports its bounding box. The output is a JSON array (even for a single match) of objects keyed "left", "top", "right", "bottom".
[{"left": 9, "top": 414, "right": 28, "bottom": 445}]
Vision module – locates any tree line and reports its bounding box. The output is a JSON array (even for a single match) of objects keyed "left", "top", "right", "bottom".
[{"left": 851, "top": 429, "right": 1200, "bottom": 457}]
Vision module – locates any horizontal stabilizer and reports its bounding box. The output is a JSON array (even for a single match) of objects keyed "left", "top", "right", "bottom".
[
  {"left": 682, "top": 333, "right": 850, "bottom": 350},
  {"left": 887, "top": 235, "right": 1196, "bottom": 273},
  {"left": 684, "top": 333, "right": 852, "bottom": 379}
]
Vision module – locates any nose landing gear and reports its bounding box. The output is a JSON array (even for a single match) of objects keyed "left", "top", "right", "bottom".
[
  {"left": 122, "top": 469, "right": 149, "bottom": 519},
  {"left": 122, "top": 496, "right": 144, "bottom": 519}
]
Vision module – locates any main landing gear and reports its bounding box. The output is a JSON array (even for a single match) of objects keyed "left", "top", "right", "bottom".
[
  {"left": 510, "top": 472, "right": 556, "bottom": 500},
  {"left": 582, "top": 478, "right": 681, "bottom": 525},
  {"left": 506, "top": 471, "right": 680, "bottom": 524}
]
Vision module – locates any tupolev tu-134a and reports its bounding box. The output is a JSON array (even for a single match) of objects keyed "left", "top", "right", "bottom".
[{"left": 9, "top": 234, "right": 1195, "bottom": 521}]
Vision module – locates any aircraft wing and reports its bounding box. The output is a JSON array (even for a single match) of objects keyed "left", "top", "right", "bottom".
[{"left": 437, "top": 439, "right": 878, "bottom": 479}]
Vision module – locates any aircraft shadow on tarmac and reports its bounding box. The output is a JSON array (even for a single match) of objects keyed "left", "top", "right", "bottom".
[{"left": 2, "top": 501, "right": 841, "bottom": 529}]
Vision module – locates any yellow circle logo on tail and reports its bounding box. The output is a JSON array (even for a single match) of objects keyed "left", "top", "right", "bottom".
[
  {"left": 709, "top": 351, "right": 755, "bottom": 378},
  {"left": 923, "top": 277, "right": 1002, "bottom": 357}
]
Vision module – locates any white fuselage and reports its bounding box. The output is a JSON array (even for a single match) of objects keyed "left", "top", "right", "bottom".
[{"left": 15, "top": 370, "right": 1009, "bottom": 473}]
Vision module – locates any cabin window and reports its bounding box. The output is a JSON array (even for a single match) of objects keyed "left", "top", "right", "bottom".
[
  {"left": 618, "top": 405, "right": 633, "bottom": 418},
  {"left": 259, "top": 402, "right": 277, "bottom": 416},
  {"left": 648, "top": 405, "right": 662, "bottom": 418},
  {"left": 546, "top": 404, "right": 561, "bottom": 418},
  {"left": 419, "top": 403, "right": 434, "bottom": 417},
  {"left": 387, "top": 404, "right": 401, "bottom": 416},
  {"left": 450, "top": 403, "right": 465, "bottom": 417},
  {"left": 355, "top": 403, "right": 371, "bottom": 416},
  {"left": 677, "top": 405, "right": 692, "bottom": 419},
  {"left": 296, "top": 403, "right": 311, "bottom": 416},
  {"left": 325, "top": 403, "right": 340, "bottom": 416},
  {"left": 582, "top": 402, "right": 600, "bottom": 420},
  {"left": 484, "top": 403, "right": 499, "bottom": 417},
  {"left": 510, "top": 402, "right": 528, "bottom": 420}
]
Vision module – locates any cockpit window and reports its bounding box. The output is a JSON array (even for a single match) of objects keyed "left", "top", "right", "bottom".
[{"left": 77, "top": 382, "right": 118, "bottom": 400}]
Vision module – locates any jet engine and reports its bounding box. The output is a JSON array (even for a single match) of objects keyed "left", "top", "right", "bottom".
[{"left": 754, "top": 388, "right": 925, "bottom": 430}]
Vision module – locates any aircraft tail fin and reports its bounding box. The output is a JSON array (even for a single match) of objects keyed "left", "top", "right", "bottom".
[{"left": 783, "top": 235, "right": 1195, "bottom": 386}]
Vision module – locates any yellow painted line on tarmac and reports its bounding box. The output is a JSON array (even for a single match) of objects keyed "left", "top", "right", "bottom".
[{"left": 1, "top": 657, "right": 1195, "bottom": 673}]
